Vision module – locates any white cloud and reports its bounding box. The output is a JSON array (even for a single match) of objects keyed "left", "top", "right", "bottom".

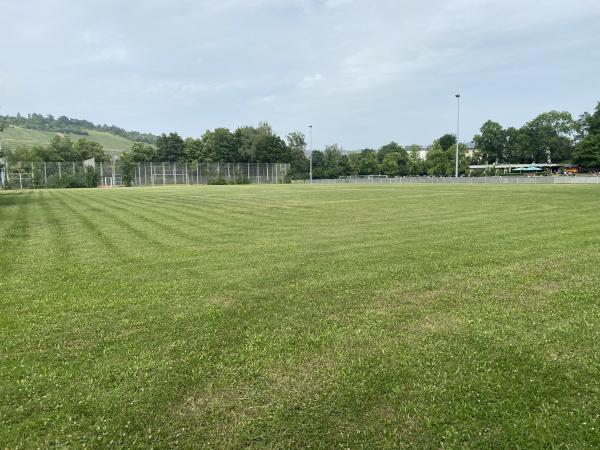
[
  {"left": 0, "top": 0, "right": 599, "bottom": 147},
  {"left": 298, "top": 73, "right": 324, "bottom": 88}
]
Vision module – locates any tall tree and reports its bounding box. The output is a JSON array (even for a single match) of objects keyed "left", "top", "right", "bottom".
[
  {"left": 183, "top": 138, "right": 203, "bottom": 161},
  {"left": 573, "top": 102, "right": 600, "bottom": 169},
  {"left": 358, "top": 149, "right": 379, "bottom": 175},
  {"left": 255, "top": 134, "right": 289, "bottom": 163},
  {"left": 407, "top": 144, "right": 425, "bottom": 175},
  {"left": 473, "top": 121, "right": 506, "bottom": 163},
  {"left": 438, "top": 134, "right": 457, "bottom": 152},
  {"left": 519, "top": 111, "right": 575, "bottom": 163},
  {"left": 129, "top": 142, "right": 157, "bottom": 162},
  {"left": 201, "top": 128, "right": 237, "bottom": 162},
  {"left": 156, "top": 132, "right": 185, "bottom": 161},
  {"left": 234, "top": 123, "right": 273, "bottom": 162},
  {"left": 322, "top": 144, "right": 349, "bottom": 178},
  {"left": 47, "top": 135, "right": 78, "bottom": 161},
  {"left": 74, "top": 138, "right": 110, "bottom": 162},
  {"left": 377, "top": 142, "right": 404, "bottom": 161},
  {"left": 286, "top": 131, "right": 309, "bottom": 178},
  {"left": 426, "top": 141, "right": 450, "bottom": 176}
]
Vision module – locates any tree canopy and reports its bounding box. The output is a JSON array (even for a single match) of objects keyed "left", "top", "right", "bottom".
[{"left": 4, "top": 100, "right": 600, "bottom": 178}]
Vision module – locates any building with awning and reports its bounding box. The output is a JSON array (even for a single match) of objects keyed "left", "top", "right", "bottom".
[{"left": 468, "top": 163, "right": 577, "bottom": 174}]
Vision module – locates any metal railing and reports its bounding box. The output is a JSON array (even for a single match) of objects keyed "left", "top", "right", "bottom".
[{"left": 305, "top": 176, "right": 600, "bottom": 185}]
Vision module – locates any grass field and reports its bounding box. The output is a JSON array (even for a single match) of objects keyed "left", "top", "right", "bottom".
[
  {"left": 1, "top": 185, "right": 600, "bottom": 448},
  {"left": 0, "top": 126, "right": 137, "bottom": 154}
]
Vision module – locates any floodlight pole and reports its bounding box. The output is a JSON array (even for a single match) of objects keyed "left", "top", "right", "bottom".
[
  {"left": 455, "top": 94, "right": 460, "bottom": 178},
  {"left": 309, "top": 125, "right": 313, "bottom": 184}
]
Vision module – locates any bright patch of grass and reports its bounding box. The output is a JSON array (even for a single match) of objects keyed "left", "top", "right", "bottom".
[
  {"left": 1, "top": 185, "right": 599, "bottom": 448},
  {"left": 1, "top": 126, "right": 137, "bottom": 154}
]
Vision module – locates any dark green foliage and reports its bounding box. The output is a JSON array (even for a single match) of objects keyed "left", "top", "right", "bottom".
[
  {"left": 438, "top": 133, "right": 457, "bottom": 152},
  {"left": 43, "top": 167, "right": 98, "bottom": 188},
  {"left": 156, "top": 132, "right": 185, "bottom": 161},
  {"left": 286, "top": 131, "right": 309, "bottom": 179},
  {"left": 377, "top": 141, "right": 404, "bottom": 160},
  {"left": 118, "top": 152, "right": 136, "bottom": 186},
  {"left": 473, "top": 120, "right": 506, "bottom": 163},
  {"left": 407, "top": 145, "right": 426, "bottom": 175},
  {"left": 85, "top": 167, "right": 100, "bottom": 187},
  {"left": 129, "top": 142, "right": 157, "bottom": 162},
  {"left": 183, "top": 138, "right": 203, "bottom": 161},
  {"left": 200, "top": 128, "right": 238, "bottom": 162},
  {"left": 235, "top": 122, "right": 274, "bottom": 162},
  {"left": 472, "top": 111, "right": 576, "bottom": 164},
  {"left": 311, "top": 145, "right": 351, "bottom": 178},
  {"left": 426, "top": 139, "right": 468, "bottom": 176},
  {"left": 255, "top": 134, "right": 289, "bottom": 163},
  {"left": 74, "top": 138, "right": 110, "bottom": 162},
  {"left": 208, "top": 177, "right": 228, "bottom": 185},
  {"left": 573, "top": 102, "right": 600, "bottom": 170}
]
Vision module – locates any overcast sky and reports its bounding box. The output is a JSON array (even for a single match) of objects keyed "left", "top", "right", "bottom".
[{"left": 1, "top": 0, "right": 599, "bottom": 149}]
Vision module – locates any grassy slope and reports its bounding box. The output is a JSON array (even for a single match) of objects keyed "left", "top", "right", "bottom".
[
  {"left": 1, "top": 185, "right": 599, "bottom": 448},
  {"left": 0, "top": 126, "right": 136, "bottom": 154}
]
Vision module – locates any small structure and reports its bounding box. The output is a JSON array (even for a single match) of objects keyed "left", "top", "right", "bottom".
[{"left": 468, "top": 163, "right": 577, "bottom": 175}]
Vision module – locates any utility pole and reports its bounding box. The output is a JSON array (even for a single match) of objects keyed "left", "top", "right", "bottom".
[
  {"left": 455, "top": 94, "right": 460, "bottom": 178},
  {"left": 309, "top": 125, "right": 313, "bottom": 184}
]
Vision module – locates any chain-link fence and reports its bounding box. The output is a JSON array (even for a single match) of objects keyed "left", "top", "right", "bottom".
[
  {"left": 1, "top": 161, "right": 99, "bottom": 190},
  {"left": 124, "top": 162, "right": 289, "bottom": 187},
  {"left": 1, "top": 161, "right": 290, "bottom": 189}
]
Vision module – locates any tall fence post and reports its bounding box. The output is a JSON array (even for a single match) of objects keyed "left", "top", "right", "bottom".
[
  {"left": 58, "top": 162, "right": 62, "bottom": 180},
  {"left": 162, "top": 163, "right": 166, "bottom": 185},
  {"left": 44, "top": 162, "right": 48, "bottom": 188}
]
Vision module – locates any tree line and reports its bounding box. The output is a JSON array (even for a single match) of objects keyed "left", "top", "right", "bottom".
[
  {"left": 472, "top": 102, "right": 600, "bottom": 168},
  {"left": 2, "top": 101, "right": 600, "bottom": 180}
]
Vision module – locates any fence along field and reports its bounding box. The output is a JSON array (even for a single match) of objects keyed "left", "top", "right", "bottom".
[
  {"left": 3, "top": 161, "right": 600, "bottom": 189},
  {"left": 1, "top": 184, "right": 600, "bottom": 448},
  {"left": 1, "top": 161, "right": 290, "bottom": 189}
]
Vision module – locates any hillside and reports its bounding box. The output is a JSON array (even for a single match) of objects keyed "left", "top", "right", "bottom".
[{"left": 0, "top": 126, "right": 138, "bottom": 155}]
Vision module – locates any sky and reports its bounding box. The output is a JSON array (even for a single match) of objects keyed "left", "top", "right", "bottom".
[{"left": 1, "top": 0, "right": 599, "bottom": 149}]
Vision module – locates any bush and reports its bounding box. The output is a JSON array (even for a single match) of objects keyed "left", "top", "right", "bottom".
[{"left": 85, "top": 167, "right": 99, "bottom": 187}]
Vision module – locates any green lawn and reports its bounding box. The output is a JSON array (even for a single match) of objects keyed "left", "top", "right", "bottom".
[
  {"left": 0, "top": 126, "right": 137, "bottom": 154},
  {"left": 1, "top": 185, "right": 599, "bottom": 448}
]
